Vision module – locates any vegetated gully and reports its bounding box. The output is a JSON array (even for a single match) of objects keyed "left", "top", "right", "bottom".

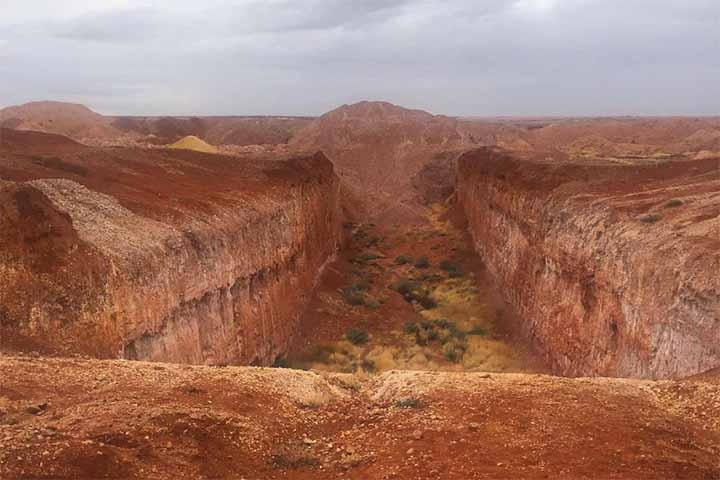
[{"left": 286, "top": 202, "right": 549, "bottom": 375}]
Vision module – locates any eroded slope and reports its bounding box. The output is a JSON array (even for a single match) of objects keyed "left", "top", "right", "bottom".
[
  {"left": 457, "top": 147, "right": 720, "bottom": 378},
  {"left": 0, "top": 128, "right": 341, "bottom": 365}
]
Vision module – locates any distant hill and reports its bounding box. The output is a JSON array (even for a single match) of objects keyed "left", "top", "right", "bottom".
[{"left": 0, "top": 101, "right": 125, "bottom": 145}]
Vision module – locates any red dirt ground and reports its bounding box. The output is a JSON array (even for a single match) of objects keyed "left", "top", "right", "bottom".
[{"left": 1, "top": 355, "right": 719, "bottom": 479}]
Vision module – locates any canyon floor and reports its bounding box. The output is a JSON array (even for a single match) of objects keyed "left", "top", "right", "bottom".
[{"left": 287, "top": 203, "right": 548, "bottom": 375}]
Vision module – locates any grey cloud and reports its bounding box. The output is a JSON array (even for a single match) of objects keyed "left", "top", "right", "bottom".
[
  {"left": 0, "top": 0, "right": 718, "bottom": 116},
  {"left": 52, "top": 8, "right": 161, "bottom": 43}
]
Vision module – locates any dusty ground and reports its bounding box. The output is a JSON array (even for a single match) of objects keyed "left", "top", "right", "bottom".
[
  {"left": 288, "top": 203, "right": 547, "bottom": 374},
  {"left": 1, "top": 355, "right": 719, "bottom": 479}
]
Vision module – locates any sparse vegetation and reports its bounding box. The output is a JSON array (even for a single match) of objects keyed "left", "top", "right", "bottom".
[
  {"left": 364, "top": 298, "right": 381, "bottom": 309},
  {"left": 665, "top": 199, "right": 684, "bottom": 208},
  {"left": 404, "top": 319, "right": 469, "bottom": 362},
  {"left": 393, "top": 279, "right": 437, "bottom": 309},
  {"left": 346, "top": 328, "right": 369, "bottom": 345},
  {"left": 442, "top": 343, "right": 462, "bottom": 363},
  {"left": 367, "top": 235, "right": 383, "bottom": 247},
  {"left": 272, "top": 357, "right": 290, "bottom": 368},
  {"left": 395, "top": 254, "right": 413, "bottom": 265},
  {"left": 352, "top": 252, "right": 382, "bottom": 264},
  {"left": 360, "top": 358, "right": 377, "bottom": 372},
  {"left": 403, "top": 321, "right": 419, "bottom": 335},
  {"left": 467, "top": 326, "right": 488, "bottom": 336},
  {"left": 342, "top": 281, "right": 371, "bottom": 306},
  {"left": 640, "top": 214, "right": 662, "bottom": 224},
  {"left": 414, "top": 256, "right": 430, "bottom": 269},
  {"left": 440, "top": 259, "right": 464, "bottom": 277},
  {"left": 342, "top": 289, "right": 366, "bottom": 305},
  {"left": 269, "top": 448, "right": 320, "bottom": 469},
  {"left": 395, "top": 397, "right": 424, "bottom": 409}
]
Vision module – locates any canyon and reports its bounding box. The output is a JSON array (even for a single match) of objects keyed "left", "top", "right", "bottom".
[{"left": 1, "top": 100, "right": 719, "bottom": 478}]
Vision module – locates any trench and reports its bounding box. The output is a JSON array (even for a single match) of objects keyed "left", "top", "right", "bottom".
[{"left": 282, "top": 202, "right": 549, "bottom": 374}]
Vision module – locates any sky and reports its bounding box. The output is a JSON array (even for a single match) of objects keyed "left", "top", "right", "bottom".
[{"left": 0, "top": 0, "right": 719, "bottom": 116}]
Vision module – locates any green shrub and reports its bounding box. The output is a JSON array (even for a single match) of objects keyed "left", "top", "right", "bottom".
[
  {"left": 272, "top": 357, "right": 290, "bottom": 368},
  {"left": 417, "top": 273, "right": 443, "bottom": 282},
  {"left": 665, "top": 199, "right": 684, "bottom": 208},
  {"left": 346, "top": 328, "right": 369, "bottom": 345},
  {"left": 342, "top": 281, "right": 371, "bottom": 305},
  {"left": 417, "top": 294, "right": 438, "bottom": 310},
  {"left": 343, "top": 290, "right": 366, "bottom": 305},
  {"left": 352, "top": 252, "right": 382, "bottom": 264},
  {"left": 360, "top": 358, "right": 377, "bottom": 372},
  {"left": 404, "top": 321, "right": 419, "bottom": 335},
  {"left": 393, "top": 279, "right": 437, "bottom": 310},
  {"left": 439, "top": 259, "right": 464, "bottom": 278},
  {"left": 395, "top": 397, "right": 423, "bottom": 409},
  {"left": 442, "top": 343, "right": 462, "bottom": 363},
  {"left": 439, "top": 260, "right": 459, "bottom": 272},
  {"left": 467, "top": 326, "right": 488, "bottom": 336},
  {"left": 640, "top": 214, "right": 661, "bottom": 224},
  {"left": 433, "top": 318, "right": 452, "bottom": 329},
  {"left": 449, "top": 324, "right": 466, "bottom": 340},
  {"left": 350, "top": 280, "right": 370, "bottom": 291},
  {"left": 394, "top": 279, "right": 420, "bottom": 296},
  {"left": 414, "top": 256, "right": 430, "bottom": 269},
  {"left": 395, "top": 255, "right": 413, "bottom": 265},
  {"left": 365, "top": 298, "right": 380, "bottom": 309},
  {"left": 367, "top": 236, "right": 383, "bottom": 246}
]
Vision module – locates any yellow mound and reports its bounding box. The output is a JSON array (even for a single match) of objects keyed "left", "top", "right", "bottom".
[{"left": 167, "top": 135, "right": 218, "bottom": 154}]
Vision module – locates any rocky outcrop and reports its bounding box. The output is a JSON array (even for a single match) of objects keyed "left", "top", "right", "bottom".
[
  {"left": 457, "top": 147, "right": 720, "bottom": 379},
  {"left": 0, "top": 129, "right": 341, "bottom": 365}
]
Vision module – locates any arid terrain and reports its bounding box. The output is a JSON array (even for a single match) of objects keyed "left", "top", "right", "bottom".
[{"left": 1, "top": 100, "right": 719, "bottom": 479}]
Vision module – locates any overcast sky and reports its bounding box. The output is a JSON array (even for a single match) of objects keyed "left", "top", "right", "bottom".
[{"left": 1, "top": 0, "right": 718, "bottom": 116}]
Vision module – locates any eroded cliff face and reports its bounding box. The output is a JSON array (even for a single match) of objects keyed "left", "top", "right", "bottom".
[
  {"left": 457, "top": 148, "right": 720, "bottom": 379},
  {"left": 0, "top": 129, "right": 341, "bottom": 365}
]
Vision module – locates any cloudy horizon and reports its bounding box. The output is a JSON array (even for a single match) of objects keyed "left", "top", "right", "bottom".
[{"left": 1, "top": 0, "right": 719, "bottom": 116}]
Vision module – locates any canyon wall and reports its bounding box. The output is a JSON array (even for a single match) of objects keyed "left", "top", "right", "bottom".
[
  {"left": 0, "top": 129, "right": 341, "bottom": 365},
  {"left": 457, "top": 147, "right": 720, "bottom": 378}
]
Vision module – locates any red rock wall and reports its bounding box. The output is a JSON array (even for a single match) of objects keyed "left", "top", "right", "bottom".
[
  {"left": 0, "top": 139, "right": 341, "bottom": 365},
  {"left": 457, "top": 148, "right": 720, "bottom": 379}
]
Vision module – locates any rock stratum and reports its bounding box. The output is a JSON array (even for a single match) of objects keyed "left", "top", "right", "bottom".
[
  {"left": 457, "top": 147, "right": 720, "bottom": 379},
  {"left": 0, "top": 128, "right": 341, "bottom": 365}
]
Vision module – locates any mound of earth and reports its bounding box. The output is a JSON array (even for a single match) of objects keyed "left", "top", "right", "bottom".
[{"left": 167, "top": 135, "right": 219, "bottom": 153}]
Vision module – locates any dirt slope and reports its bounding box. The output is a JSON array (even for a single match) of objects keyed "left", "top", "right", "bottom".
[
  {"left": 0, "top": 101, "right": 128, "bottom": 145},
  {"left": 290, "top": 101, "right": 477, "bottom": 225},
  {"left": 1, "top": 355, "right": 719, "bottom": 479}
]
